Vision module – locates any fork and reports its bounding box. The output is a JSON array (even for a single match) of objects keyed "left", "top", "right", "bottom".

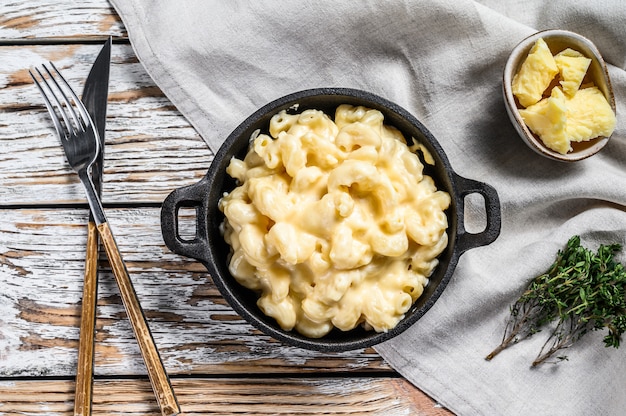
[{"left": 30, "top": 63, "right": 181, "bottom": 416}]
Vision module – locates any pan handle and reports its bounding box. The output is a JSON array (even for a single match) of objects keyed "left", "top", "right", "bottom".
[
  {"left": 162, "top": 173, "right": 501, "bottom": 260},
  {"left": 453, "top": 173, "right": 501, "bottom": 255},
  {"left": 160, "top": 176, "right": 212, "bottom": 263}
]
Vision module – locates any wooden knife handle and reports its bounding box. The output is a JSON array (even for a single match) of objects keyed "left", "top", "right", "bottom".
[
  {"left": 74, "top": 220, "right": 99, "bottom": 416},
  {"left": 97, "top": 222, "right": 181, "bottom": 416}
]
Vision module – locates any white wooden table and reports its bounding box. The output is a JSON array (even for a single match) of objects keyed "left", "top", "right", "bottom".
[{"left": 0, "top": 2, "right": 452, "bottom": 414}]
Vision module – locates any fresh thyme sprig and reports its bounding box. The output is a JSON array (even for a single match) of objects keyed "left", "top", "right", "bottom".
[{"left": 486, "top": 235, "right": 626, "bottom": 366}]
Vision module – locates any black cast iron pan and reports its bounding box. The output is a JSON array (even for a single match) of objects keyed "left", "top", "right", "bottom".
[{"left": 161, "top": 88, "right": 501, "bottom": 351}]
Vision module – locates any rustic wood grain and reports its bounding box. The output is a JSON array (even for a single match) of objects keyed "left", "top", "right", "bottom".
[
  {"left": 0, "top": 43, "right": 211, "bottom": 206},
  {"left": 0, "top": 0, "right": 126, "bottom": 40},
  {"left": 96, "top": 221, "right": 181, "bottom": 416},
  {"left": 0, "top": 1, "right": 451, "bottom": 414},
  {"left": 0, "top": 377, "right": 452, "bottom": 415},
  {"left": 0, "top": 207, "right": 388, "bottom": 378},
  {"left": 74, "top": 221, "right": 99, "bottom": 416}
]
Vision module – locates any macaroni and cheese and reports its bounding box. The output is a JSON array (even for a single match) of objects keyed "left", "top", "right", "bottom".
[{"left": 218, "top": 104, "right": 450, "bottom": 338}]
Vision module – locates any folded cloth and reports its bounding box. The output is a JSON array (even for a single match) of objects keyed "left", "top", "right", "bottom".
[{"left": 110, "top": 0, "right": 626, "bottom": 414}]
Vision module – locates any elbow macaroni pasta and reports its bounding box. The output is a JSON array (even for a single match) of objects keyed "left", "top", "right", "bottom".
[{"left": 219, "top": 105, "right": 450, "bottom": 338}]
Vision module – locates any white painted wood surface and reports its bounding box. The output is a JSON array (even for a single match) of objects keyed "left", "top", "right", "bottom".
[
  {"left": 0, "top": 43, "right": 210, "bottom": 205},
  {"left": 0, "top": 378, "right": 453, "bottom": 416},
  {"left": 0, "top": 207, "right": 385, "bottom": 377},
  {"left": 0, "top": 1, "right": 451, "bottom": 414},
  {"left": 0, "top": 0, "right": 126, "bottom": 40}
]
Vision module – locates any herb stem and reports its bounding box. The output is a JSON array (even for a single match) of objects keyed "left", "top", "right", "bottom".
[{"left": 487, "top": 236, "right": 626, "bottom": 366}]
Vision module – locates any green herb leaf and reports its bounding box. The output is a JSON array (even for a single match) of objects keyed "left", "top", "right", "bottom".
[{"left": 486, "top": 235, "right": 626, "bottom": 366}]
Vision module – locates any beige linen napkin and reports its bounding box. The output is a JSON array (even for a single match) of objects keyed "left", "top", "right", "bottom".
[{"left": 110, "top": 0, "right": 626, "bottom": 414}]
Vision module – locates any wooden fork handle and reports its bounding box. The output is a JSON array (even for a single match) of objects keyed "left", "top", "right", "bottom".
[
  {"left": 97, "top": 222, "right": 181, "bottom": 416},
  {"left": 74, "top": 220, "right": 99, "bottom": 416}
]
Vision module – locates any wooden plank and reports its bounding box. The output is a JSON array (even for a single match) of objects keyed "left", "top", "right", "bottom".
[
  {"left": 0, "top": 377, "right": 452, "bottom": 415},
  {"left": 0, "top": 207, "right": 389, "bottom": 378},
  {"left": 0, "top": 0, "right": 126, "bottom": 40},
  {"left": 0, "top": 3, "right": 448, "bottom": 415},
  {"left": 0, "top": 43, "right": 211, "bottom": 206}
]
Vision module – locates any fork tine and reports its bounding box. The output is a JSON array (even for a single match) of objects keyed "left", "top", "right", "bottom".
[
  {"left": 29, "top": 69, "right": 68, "bottom": 141},
  {"left": 33, "top": 66, "right": 75, "bottom": 137},
  {"left": 49, "top": 62, "right": 93, "bottom": 133},
  {"left": 41, "top": 63, "right": 82, "bottom": 135}
]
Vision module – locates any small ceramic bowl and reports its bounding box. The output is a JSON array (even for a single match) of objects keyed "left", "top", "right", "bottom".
[{"left": 503, "top": 29, "right": 615, "bottom": 162}]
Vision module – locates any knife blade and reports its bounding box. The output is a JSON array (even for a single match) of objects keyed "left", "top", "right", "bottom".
[
  {"left": 74, "top": 36, "right": 111, "bottom": 416},
  {"left": 83, "top": 37, "right": 111, "bottom": 194}
]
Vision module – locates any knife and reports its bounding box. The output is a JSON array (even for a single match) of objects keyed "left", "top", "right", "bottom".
[
  {"left": 74, "top": 36, "right": 111, "bottom": 416},
  {"left": 75, "top": 38, "right": 181, "bottom": 416}
]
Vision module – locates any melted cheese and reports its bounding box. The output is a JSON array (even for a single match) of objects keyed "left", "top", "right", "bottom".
[{"left": 220, "top": 106, "right": 451, "bottom": 337}]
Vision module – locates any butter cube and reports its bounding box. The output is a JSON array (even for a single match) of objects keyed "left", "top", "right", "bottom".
[
  {"left": 520, "top": 86, "right": 616, "bottom": 154},
  {"left": 513, "top": 37, "right": 616, "bottom": 155},
  {"left": 555, "top": 48, "right": 592, "bottom": 97},
  {"left": 519, "top": 87, "right": 570, "bottom": 154},
  {"left": 512, "top": 38, "right": 559, "bottom": 108},
  {"left": 566, "top": 86, "right": 616, "bottom": 142}
]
